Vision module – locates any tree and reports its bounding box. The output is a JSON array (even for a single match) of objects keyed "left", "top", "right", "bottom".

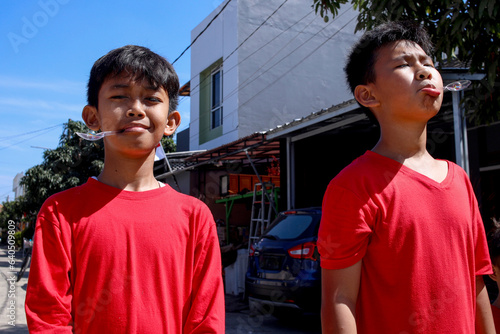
[
  {"left": 312, "top": 0, "right": 500, "bottom": 123},
  {"left": 161, "top": 136, "right": 176, "bottom": 153},
  {"left": 17, "top": 119, "right": 105, "bottom": 223},
  {"left": 0, "top": 199, "right": 23, "bottom": 229},
  {"left": 1, "top": 119, "right": 102, "bottom": 232}
]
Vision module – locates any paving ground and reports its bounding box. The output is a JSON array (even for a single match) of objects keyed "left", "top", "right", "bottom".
[
  {"left": 0, "top": 245, "right": 29, "bottom": 333},
  {"left": 225, "top": 294, "right": 321, "bottom": 333}
]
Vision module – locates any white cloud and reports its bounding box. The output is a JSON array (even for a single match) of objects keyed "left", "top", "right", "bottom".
[
  {"left": 0, "top": 97, "right": 81, "bottom": 112},
  {"left": 0, "top": 76, "right": 85, "bottom": 95}
]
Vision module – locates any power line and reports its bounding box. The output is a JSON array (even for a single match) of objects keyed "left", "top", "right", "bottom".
[
  {"left": 217, "top": 7, "right": 341, "bottom": 107},
  {"left": 189, "top": 2, "right": 315, "bottom": 98},
  {"left": 0, "top": 123, "right": 63, "bottom": 142},
  {"left": 236, "top": 14, "right": 357, "bottom": 113},
  {"left": 214, "top": 5, "right": 354, "bottom": 115},
  {"left": 225, "top": 0, "right": 290, "bottom": 61},
  {"left": 176, "top": 0, "right": 295, "bottom": 100},
  {"left": 0, "top": 190, "right": 13, "bottom": 202},
  {"left": 197, "top": 6, "right": 357, "bottom": 138},
  {"left": 176, "top": 2, "right": 356, "bottom": 139},
  {"left": 181, "top": 0, "right": 311, "bottom": 130},
  {"left": 172, "top": 0, "right": 234, "bottom": 65},
  {"left": 0, "top": 124, "right": 62, "bottom": 151}
]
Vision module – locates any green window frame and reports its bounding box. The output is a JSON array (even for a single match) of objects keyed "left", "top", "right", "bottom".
[{"left": 199, "top": 59, "right": 223, "bottom": 145}]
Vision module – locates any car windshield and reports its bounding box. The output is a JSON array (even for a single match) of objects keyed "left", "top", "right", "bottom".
[{"left": 265, "top": 214, "right": 315, "bottom": 240}]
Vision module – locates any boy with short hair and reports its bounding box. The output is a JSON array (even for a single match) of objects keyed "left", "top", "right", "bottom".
[
  {"left": 318, "top": 21, "right": 495, "bottom": 333},
  {"left": 25, "top": 45, "right": 225, "bottom": 333}
]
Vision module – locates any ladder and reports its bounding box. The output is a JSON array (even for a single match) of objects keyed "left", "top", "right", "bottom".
[{"left": 248, "top": 182, "right": 275, "bottom": 251}]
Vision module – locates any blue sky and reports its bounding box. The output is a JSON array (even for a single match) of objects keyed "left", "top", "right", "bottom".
[{"left": 0, "top": 0, "right": 225, "bottom": 202}]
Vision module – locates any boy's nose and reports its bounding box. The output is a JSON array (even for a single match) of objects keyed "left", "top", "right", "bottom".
[
  {"left": 127, "top": 100, "right": 146, "bottom": 118},
  {"left": 417, "top": 66, "right": 432, "bottom": 80}
]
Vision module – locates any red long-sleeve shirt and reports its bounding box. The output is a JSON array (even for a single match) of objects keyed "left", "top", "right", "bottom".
[{"left": 26, "top": 178, "right": 225, "bottom": 333}]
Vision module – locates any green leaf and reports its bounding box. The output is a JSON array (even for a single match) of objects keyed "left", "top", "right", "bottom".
[
  {"left": 407, "top": 0, "right": 418, "bottom": 12},
  {"left": 488, "top": 0, "right": 495, "bottom": 17},
  {"left": 479, "top": 0, "right": 486, "bottom": 17}
]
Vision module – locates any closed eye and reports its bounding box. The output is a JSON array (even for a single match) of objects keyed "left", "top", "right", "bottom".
[{"left": 146, "top": 97, "right": 162, "bottom": 103}]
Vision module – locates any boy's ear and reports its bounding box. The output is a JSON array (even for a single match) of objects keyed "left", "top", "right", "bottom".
[
  {"left": 82, "top": 105, "right": 100, "bottom": 131},
  {"left": 354, "top": 84, "right": 380, "bottom": 109},
  {"left": 164, "top": 111, "right": 181, "bottom": 136}
]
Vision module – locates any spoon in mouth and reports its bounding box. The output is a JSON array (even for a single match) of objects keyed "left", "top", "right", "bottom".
[
  {"left": 76, "top": 130, "right": 120, "bottom": 141},
  {"left": 444, "top": 80, "right": 471, "bottom": 92}
]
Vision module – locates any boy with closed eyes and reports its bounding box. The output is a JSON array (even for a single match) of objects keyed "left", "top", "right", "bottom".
[{"left": 318, "top": 21, "right": 494, "bottom": 333}]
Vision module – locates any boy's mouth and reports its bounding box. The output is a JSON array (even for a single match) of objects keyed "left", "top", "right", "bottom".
[
  {"left": 420, "top": 85, "right": 441, "bottom": 97},
  {"left": 121, "top": 124, "right": 149, "bottom": 133}
]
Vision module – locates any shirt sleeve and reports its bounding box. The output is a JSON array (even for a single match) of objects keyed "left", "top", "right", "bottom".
[
  {"left": 184, "top": 205, "right": 225, "bottom": 334},
  {"left": 318, "top": 182, "right": 374, "bottom": 270},
  {"left": 25, "top": 201, "right": 73, "bottom": 333},
  {"left": 470, "top": 184, "right": 493, "bottom": 276}
]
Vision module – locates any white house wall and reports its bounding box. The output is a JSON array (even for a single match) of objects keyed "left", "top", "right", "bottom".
[
  {"left": 237, "top": 0, "right": 359, "bottom": 138},
  {"left": 189, "top": 0, "right": 360, "bottom": 150},
  {"left": 189, "top": 0, "right": 239, "bottom": 151}
]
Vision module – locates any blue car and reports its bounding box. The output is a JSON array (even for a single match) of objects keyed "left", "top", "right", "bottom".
[{"left": 245, "top": 208, "right": 322, "bottom": 317}]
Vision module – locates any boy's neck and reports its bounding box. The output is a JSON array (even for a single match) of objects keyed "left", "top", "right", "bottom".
[
  {"left": 372, "top": 121, "right": 429, "bottom": 163},
  {"left": 372, "top": 121, "right": 449, "bottom": 183},
  {"left": 97, "top": 149, "right": 160, "bottom": 191}
]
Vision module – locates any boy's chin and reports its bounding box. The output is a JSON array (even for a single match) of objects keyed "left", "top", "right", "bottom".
[{"left": 106, "top": 143, "right": 159, "bottom": 158}]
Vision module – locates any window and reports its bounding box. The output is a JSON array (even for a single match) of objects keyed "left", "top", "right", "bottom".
[
  {"left": 199, "top": 59, "right": 223, "bottom": 145},
  {"left": 211, "top": 68, "right": 223, "bottom": 129},
  {"left": 265, "top": 214, "right": 315, "bottom": 240}
]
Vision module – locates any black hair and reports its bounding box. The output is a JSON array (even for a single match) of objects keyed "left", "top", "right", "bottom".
[
  {"left": 488, "top": 219, "right": 500, "bottom": 267},
  {"left": 87, "top": 45, "right": 179, "bottom": 113},
  {"left": 344, "top": 21, "right": 434, "bottom": 122}
]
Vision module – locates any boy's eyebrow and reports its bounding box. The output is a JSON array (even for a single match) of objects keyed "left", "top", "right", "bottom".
[
  {"left": 110, "top": 83, "right": 160, "bottom": 91},
  {"left": 111, "top": 84, "right": 130, "bottom": 89},
  {"left": 392, "top": 53, "right": 433, "bottom": 62}
]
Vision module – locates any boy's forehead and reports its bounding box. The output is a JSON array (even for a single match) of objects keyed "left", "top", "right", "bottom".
[
  {"left": 103, "top": 73, "right": 162, "bottom": 91},
  {"left": 377, "top": 40, "right": 429, "bottom": 60}
]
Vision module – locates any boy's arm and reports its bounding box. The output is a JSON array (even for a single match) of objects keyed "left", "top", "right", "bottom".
[
  {"left": 25, "top": 213, "right": 73, "bottom": 333},
  {"left": 185, "top": 208, "right": 225, "bottom": 334},
  {"left": 476, "top": 275, "right": 496, "bottom": 334},
  {"left": 321, "top": 260, "right": 362, "bottom": 334}
]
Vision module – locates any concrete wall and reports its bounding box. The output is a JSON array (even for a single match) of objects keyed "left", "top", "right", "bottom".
[
  {"left": 13, "top": 172, "right": 25, "bottom": 199},
  {"left": 189, "top": 0, "right": 239, "bottom": 151},
  {"left": 237, "top": 0, "right": 359, "bottom": 137},
  {"left": 189, "top": 0, "right": 360, "bottom": 150}
]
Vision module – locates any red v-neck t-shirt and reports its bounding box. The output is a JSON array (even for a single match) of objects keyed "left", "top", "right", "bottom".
[{"left": 318, "top": 150, "right": 491, "bottom": 333}]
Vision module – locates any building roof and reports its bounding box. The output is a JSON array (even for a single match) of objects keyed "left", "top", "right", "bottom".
[
  {"left": 266, "top": 99, "right": 368, "bottom": 141},
  {"left": 179, "top": 81, "right": 190, "bottom": 96},
  {"left": 156, "top": 133, "right": 280, "bottom": 179},
  {"left": 185, "top": 132, "right": 279, "bottom": 164}
]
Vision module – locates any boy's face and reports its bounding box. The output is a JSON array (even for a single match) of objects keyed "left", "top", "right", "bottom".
[
  {"left": 83, "top": 73, "right": 180, "bottom": 157},
  {"left": 360, "top": 40, "right": 443, "bottom": 123}
]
